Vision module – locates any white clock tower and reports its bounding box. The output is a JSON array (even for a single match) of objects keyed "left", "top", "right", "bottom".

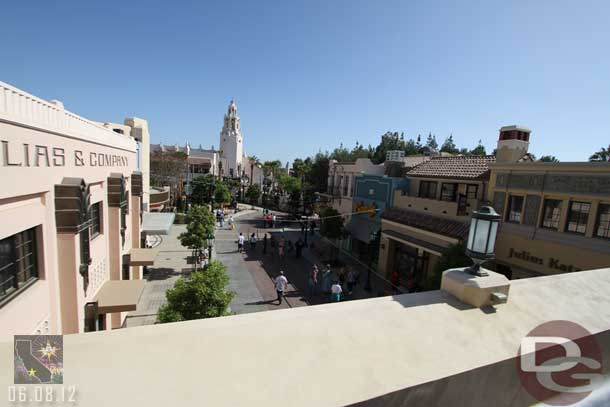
[{"left": 219, "top": 100, "right": 244, "bottom": 178}]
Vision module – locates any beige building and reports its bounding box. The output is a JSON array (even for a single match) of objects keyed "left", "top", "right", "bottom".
[
  {"left": 0, "top": 81, "right": 157, "bottom": 341},
  {"left": 378, "top": 126, "right": 533, "bottom": 291},
  {"left": 489, "top": 160, "right": 610, "bottom": 278}
]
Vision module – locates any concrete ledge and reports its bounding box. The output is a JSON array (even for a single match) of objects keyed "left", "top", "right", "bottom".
[{"left": 441, "top": 268, "right": 510, "bottom": 308}]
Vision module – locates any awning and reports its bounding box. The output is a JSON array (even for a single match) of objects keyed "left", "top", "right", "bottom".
[
  {"left": 142, "top": 212, "right": 175, "bottom": 235},
  {"left": 129, "top": 248, "right": 159, "bottom": 266},
  {"left": 345, "top": 215, "right": 380, "bottom": 243},
  {"left": 94, "top": 280, "right": 145, "bottom": 314}
]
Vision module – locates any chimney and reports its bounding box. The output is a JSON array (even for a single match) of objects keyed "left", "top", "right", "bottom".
[{"left": 496, "top": 125, "right": 530, "bottom": 163}]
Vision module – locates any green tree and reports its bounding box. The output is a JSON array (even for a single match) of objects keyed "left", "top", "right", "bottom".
[
  {"left": 157, "top": 261, "right": 235, "bottom": 323},
  {"left": 470, "top": 140, "right": 487, "bottom": 156},
  {"left": 372, "top": 131, "right": 406, "bottom": 164},
  {"left": 277, "top": 173, "right": 301, "bottom": 195},
  {"left": 190, "top": 175, "right": 216, "bottom": 205},
  {"left": 589, "top": 145, "right": 610, "bottom": 162},
  {"left": 440, "top": 134, "right": 458, "bottom": 154},
  {"left": 178, "top": 205, "right": 216, "bottom": 269},
  {"left": 288, "top": 187, "right": 302, "bottom": 215},
  {"left": 427, "top": 242, "right": 472, "bottom": 290},
  {"left": 214, "top": 182, "right": 231, "bottom": 206},
  {"left": 425, "top": 133, "right": 438, "bottom": 150},
  {"left": 330, "top": 143, "right": 352, "bottom": 162},
  {"left": 245, "top": 183, "right": 261, "bottom": 204},
  {"left": 539, "top": 155, "right": 559, "bottom": 162}
]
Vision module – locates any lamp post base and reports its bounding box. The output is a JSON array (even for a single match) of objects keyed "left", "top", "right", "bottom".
[{"left": 466, "top": 263, "right": 489, "bottom": 277}]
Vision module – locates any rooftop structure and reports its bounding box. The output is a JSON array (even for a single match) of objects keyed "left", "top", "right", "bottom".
[{"left": 1, "top": 269, "right": 608, "bottom": 406}]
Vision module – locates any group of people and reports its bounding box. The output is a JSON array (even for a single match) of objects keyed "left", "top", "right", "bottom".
[
  {"left": 216, "top": 208, "right": 234, "bottom": 229},
  {"left": 263, "top": 212, "right": 277, "bottom": 229},
  {"left": 197, "top": 247, "right": 210, "bottom": 270},
  {"left": 237, "top": 232, "right": 306, "bottom": 260},
  {"left": 307, "top": 264, "right": 358, "bottom": 302}
]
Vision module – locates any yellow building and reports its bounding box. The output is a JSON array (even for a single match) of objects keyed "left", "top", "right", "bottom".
[{"left": 489, "top": 161, "right": 610, "bottom": 278}]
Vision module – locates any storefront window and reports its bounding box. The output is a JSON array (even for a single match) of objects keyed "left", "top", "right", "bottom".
[
  {"left": 440, "top": 183, "right": 457, "bottom": 202},
  {"left": 566, "top": 201, "right": 590, "bottom": 235},
  {"left": 419, "top": 181, "right": 437, "bottom": 199},
  {"left": 541, "top": 199, "right": 562, "bottom": 230},
  {"left": 595, "top": 203, "right": 610, "bottom": 239},
  {"left": 0, "top": 227, "right": 38, "bottom": 304},
  {"left": 506, "top": 195, "right": 524, "bottom": 223},
  {"left": 90, "top": 202, "right": 102, "bottom": 238}
]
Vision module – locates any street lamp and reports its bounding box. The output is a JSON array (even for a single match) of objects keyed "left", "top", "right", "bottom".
[
  {"left": 240, "top": 175, "right": 249, "bottom": 203},
  {"left": 465, "top": 206, "right": 501, "bottom": 277},
  {"left": 207, "top": 233, "right": 215, "bottom": 261}
]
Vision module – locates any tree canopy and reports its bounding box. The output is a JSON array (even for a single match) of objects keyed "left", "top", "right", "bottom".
[
  {"left": 214, "top": 182, "right": 231, "bottom": 205},
  {"left": 319, "top": 207, "right": 344, "bottom": 240},
  {"left": 589, "top": 145, "right": 610, "bottom": 162},
  {"left": 178, "top": 205, "right": 215, "bottom": 253},
  {"left": 157, "top": 261, "right": 235, "bottom": 323}
]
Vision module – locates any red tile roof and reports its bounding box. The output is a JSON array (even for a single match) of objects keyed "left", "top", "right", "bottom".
[
  {"left": 407, "top": 155, "right": 496, "bottom": 180},
  {"left": 382, "top": 207, "right": 469, "bottom": 240}
]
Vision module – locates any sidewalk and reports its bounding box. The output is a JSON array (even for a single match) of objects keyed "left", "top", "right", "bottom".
[{"left": 124, "top": 224, "right": 191, "bottom": 327}]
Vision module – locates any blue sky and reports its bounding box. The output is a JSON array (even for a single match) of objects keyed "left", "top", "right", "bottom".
[{"left": 2, "top": 0, "right": 609, "bottom": 163}]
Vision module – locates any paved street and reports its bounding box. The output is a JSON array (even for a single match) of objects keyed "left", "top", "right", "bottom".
[{"left": 125, "top": 207, "right": 388, "bottom": 327}]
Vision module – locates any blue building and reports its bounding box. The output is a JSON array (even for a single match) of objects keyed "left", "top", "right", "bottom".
[{"left": 344, "top": 174, "right": 409, "bottom": 266}]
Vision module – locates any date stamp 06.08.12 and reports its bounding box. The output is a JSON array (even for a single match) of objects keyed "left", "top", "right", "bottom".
[{"left": 9, "top": 335, "right": 77, "bottom": 405}]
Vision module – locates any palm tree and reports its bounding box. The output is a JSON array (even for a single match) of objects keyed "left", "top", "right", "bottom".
[
  {"left": 248, "top": 155, "right": 259, "bottom": 186},
  {"left": 589, "top": 145, "right": 610, "bottom": 162},
  {"left": 539, "top": 155, "right": 559, "bottom": 163}
]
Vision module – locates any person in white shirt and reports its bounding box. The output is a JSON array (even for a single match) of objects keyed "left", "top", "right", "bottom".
[
  {"left": 331, "top": 281, "right": 343, "bottom": 302},
  {"left": 274, "top": 271, "right": 288, "bottom": 305},
  {"left": 237, "top": 233, "right": 245, "bottom": 253}
]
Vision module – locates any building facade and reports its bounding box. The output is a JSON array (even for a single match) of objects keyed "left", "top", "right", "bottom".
[
  {"left": 0, "top": 81, "right": 153, "bottom": 341},
  {"left": 377, "top": 125, "right": 532, "bottom": 291},
  {"left": 489, "top": 161, "right": 610, "bottom": 278},
  {"left": 322, "top": 158, "right": 385, "bottom": 215}
]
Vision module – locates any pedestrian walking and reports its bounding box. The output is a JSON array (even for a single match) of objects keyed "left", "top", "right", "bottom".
[
  {"left": 331, "top": 281, "right": 343, "bottom": 302},
  {"left": 287, "top": 240, "right": 294, "bottom": 254},
  {"left": 270, "top": 235, "right": 276, "bottom": 256},
  {"left": 346, "top": 269, "right": 356, "bottom": 295},
  {"left": 322, "top": 264, "right": 332, "bottom": 294},
  {"left": 220, "top": 212, "right": 224, "bottom": 228},
  {"left": 272, "top": 214, "right": 277, "bottom": 228},
  {"left": 228, "top": 215, "right": 234, "bottom": 230},
  {"left": 278, "top": 237, "right": 285, "bottom": 259},
  {"left": 339, "top": 267, "right": 346, "bottom": 288},
  {"left": 262, "top": 234, "right": 268, "bottom": 254},
  {"left": 308, "top": 265, "right": 319, "bottom": 296},
  {"left": 237, "top": 233, "right": 245, "bottom": 253},
  {"left": 274, "top": 271, "right": 288, "bottom": 305},
  {"left": 250, "top": 233, "right": 257, "bottom": 249}
]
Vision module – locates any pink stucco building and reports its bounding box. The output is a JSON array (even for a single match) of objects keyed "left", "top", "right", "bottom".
[{"left": 0, "top": 81, "right": 157, "bottom": 341}]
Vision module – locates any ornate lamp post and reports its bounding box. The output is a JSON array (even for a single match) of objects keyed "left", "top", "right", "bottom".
[
  {"left": 207, "top": 233, "right": 215, "bottom": 262},
  {"left": 465, "top": 206, "right": 501, "bottom": 277},
  {"left": 240, "top": 174, "right": 249, "bottom": 203}
]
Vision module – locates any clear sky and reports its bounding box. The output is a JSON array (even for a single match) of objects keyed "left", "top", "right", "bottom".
[{"left": 2, "top": 0, "right": 609, "bottom": 163}]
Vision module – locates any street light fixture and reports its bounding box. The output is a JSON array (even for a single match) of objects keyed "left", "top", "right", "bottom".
[
  {"left": 465, "top": 206, "right": 501, "bottom": 277},
  {"left": 207, "top": 233, "right": 215, "bottom": 262}
]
